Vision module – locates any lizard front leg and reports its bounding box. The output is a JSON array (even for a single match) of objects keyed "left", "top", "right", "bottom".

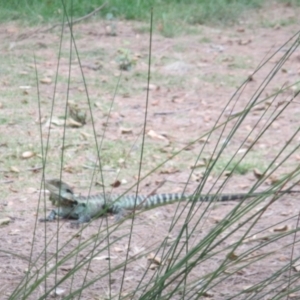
[
  {"left": 39, "top": 209, "right": 58, "bottom": 222},
  {"left": 39, "top": 206, "right": 74, "bottom": 222}
]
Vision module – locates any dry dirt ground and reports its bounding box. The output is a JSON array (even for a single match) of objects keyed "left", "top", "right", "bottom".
[{"left": 1, "top": 4, "right": 300, "bottom": 299}]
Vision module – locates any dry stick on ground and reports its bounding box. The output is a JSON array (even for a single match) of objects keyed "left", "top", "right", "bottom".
[{"left": 17, "top": 2, "right": 108, "bottom": 41}]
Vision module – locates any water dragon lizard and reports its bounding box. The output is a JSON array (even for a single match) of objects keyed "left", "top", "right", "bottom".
[{"left": 40, "top": 178, "right": 297, "bottom": 224}]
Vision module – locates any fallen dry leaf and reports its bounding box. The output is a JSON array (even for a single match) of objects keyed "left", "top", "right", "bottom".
[
  {"left": 242, "top": 285, "right": 258, "bottom": 293},
  {"left": 40, "top": 77, "right": 52, "bottom": 84},
  {"left": 280, "top": 211, "right": 290, "bottom": 216},
  {"left": 10, "top": 166, "right": 20, "bottom": 173},
  {"left": 8, "top": 230, "right": 20, "bottom": 235},
  {"left": 80, "top": 131, "right": 91, "bottom": 140},
  {"left": 159, "top": 167, "right": 179, "bottom": 174},
  {"left": 253, "top": 168, "right": 263, "bottom": 179},
  {"left": 0, "top": 218, "right": 10, "bottom": 226},
  {"left": 292, "top": 263, "right": 300, "bottom": 272},
  {"left": 267, "top": 174, "right": 280, "bottom": 185},
  {"left": 26, "top": 187, "right": 37, "bottom": 194},
  {"left": 68, "top": 101, "right": 87, "bottom": 125},
  {"left": 60, "top": 265, "right": 74, "bottom": 272},
  {"left": 144, "top": 84, "right": 159, "bottom": 91},
  {"left": 198, "top": 137, "right": 209, "bottom": 144},
  {"left": 147, "top": 253, "right": 162, "bottom": 266},
  {"left": 227, "top": 251, "right": 239, "bottom": 261},
  {"left": 114, "top": 247, "right": 124, "bottom": 253},
  {"left": 66, "top": 118, "right": 83, "bottom": 128},
  {"left": 149, "top": 263, "right": 159, "bottom": 270},
  {"left": 273, "top": 225, "right": 289, "bottom": 232},
  {"left": 238, "top": 39, "right": 252, "bottom": 45},
  {"left": 50, "top": 287, "right": 65, "bottom": 297},
  {"left": 111, "top": 180, "right": 121, "bottom": 188},
  {"left": 21, "top": 151, "right": 35, "bottom": 159},
  {"left": 253, "top": 105, "right": 265, "bottom": 111},
  {"left": 190, "top": 161, "right": 206, "bottom": 169},
  {"left": 120, "top": 127, "right": 133, "bottom": 134},
  {"left": 63, "top": 165, "right": 76, "bottom": 173},
  {"left": 202, "top": 291, "right": 214, "bottom": 298},
  {"left": 147, "top": 129, "right": 168, "bottom": 141},
  {"left": 91, "top": 256, "right": 113, "bottom": 261}
]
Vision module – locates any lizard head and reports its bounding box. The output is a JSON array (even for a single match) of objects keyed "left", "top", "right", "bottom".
[{"left": 45, "top": 179, "right": 76, "bottom": 205}]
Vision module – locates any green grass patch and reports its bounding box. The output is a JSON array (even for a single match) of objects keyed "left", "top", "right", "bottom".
[
  {"left": 0, "top": 0, "right": 265, "bottom": 29},
  {"left": 212, "top": 156, "right": 265, "bottom": 175}
]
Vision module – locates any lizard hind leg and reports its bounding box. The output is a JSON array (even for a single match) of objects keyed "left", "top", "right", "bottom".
[
  {"left": 69, "top": 215, "right": 91, "bottom": 228},
  {"left": 39, "top": 210, "right": 57, "bottom": 222},
  {"left": 114, "top": 208, "right": 136, "bottom": 222},
  {"left": 77, "top": 215, "right": 91, "bottom": 223}
]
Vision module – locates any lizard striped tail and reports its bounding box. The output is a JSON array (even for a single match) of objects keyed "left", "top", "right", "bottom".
[{"left": 109, "top": 192, "right": 257, "bottom": 215}]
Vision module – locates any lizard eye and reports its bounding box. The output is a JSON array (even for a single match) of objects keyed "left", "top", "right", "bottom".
[{"left": 66, "top": 188, "right": 73, "bottom": 194}]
